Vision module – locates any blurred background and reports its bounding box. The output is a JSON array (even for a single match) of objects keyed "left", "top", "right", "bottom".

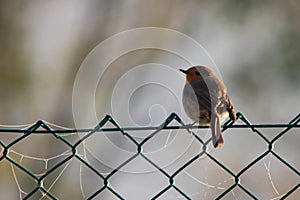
[{"left": 0, "top": 0, "right": 299, "bottom": 199}]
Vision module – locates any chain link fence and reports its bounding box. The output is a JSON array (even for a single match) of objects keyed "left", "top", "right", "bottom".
[{"left": 0, "top": 112, "right": 299, "bottom": 199}]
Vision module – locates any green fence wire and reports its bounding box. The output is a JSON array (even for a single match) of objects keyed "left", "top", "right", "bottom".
[{"left": 0, "top": 112, "right": 299, "bottom": 199}]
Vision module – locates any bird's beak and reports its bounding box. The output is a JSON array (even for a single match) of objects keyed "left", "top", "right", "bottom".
[{"left": 179, "top": 69, "right": 187, "bottom": 74}]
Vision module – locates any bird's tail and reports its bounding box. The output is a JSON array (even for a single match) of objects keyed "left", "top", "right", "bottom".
[{"left": 211, "top": 114, "right": 224, "bottom": 148}]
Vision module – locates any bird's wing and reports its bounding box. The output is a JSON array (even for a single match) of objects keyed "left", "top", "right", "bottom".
[
  {"left": 225, "top": 93, "right": 236, "bottom": 121},
  {"left": 190, "top": 77, "right": 224, "bottom": 112}
]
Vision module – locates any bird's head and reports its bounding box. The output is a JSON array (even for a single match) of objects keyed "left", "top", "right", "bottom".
[{"left": 180, "top": 66, "right": 212, "bottom": 83}]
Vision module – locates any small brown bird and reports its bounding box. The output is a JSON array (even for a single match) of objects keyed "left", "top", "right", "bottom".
[{"left": 180, "top": 66, "right": 236, "bottom": 148}]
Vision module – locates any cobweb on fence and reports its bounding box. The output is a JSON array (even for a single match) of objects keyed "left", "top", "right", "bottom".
[{"left": 0, "top": 112, "right": 299, "bottom": 199}]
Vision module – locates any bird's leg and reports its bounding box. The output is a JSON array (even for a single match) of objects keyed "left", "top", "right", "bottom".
[{"left": 187, "top": 121, "right": 197, "bottom": 135}]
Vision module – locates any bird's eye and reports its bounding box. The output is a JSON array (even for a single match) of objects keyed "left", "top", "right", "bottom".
[{"left": 195, "top": 71, "right": 200, "bottom": 76}]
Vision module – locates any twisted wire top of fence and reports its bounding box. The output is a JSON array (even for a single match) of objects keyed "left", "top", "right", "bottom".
[{"left": 0, "top": 112, "right": 299, "bottom": 200}]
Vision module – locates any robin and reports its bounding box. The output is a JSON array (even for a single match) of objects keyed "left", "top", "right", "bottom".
[{"left": 180, "top": 66, "right": 236, "bottom": 148}]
